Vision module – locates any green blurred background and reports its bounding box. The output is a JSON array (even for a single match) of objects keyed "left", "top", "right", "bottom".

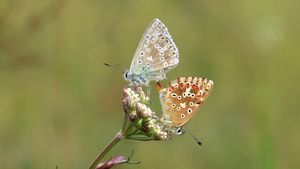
[{"left": 1, "top": 0, "right": 299, "bottom": 168}]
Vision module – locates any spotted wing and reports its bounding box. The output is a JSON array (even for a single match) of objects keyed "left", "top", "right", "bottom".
[
  {"left": 158, "top": 77, "right": 214, "bottom": 127},
  {"left": 129, "top": 19, "right": 179, "bottom": 83}
]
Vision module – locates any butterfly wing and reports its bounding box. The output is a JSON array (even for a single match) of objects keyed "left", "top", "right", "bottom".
[
  {"left": 129, "top": 19, "right": 179, "bottom": 85},
  {"left": 158, "top": 77, "right": 214, "bottom": 127}
]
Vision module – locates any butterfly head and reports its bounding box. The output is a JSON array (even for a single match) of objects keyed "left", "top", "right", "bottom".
[
  {"left": 123, "top": 70, "right": 130, "bottom": 81},
  {"left": 175, "top": 127, "right": 184, "bottom": 135}
]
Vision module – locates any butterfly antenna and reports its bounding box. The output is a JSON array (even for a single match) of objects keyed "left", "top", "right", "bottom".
[
  {"left": 183, "top": 128, "right": 202, "bottom": 146},
  {"left": 113, "top": 62, "right": 127, "bottom": 71},
  {"left": 104, "top": 62, "right": 127, "bottom": 71}
]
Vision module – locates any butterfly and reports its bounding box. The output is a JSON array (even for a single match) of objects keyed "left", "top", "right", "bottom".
[
  {"left": 157, "top": 77, "right": 214, "bottom": 135},
  {"left": 123, "top": 18, "right": 179, "bottom": 89}
]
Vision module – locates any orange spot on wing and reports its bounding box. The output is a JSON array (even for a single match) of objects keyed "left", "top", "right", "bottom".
[{"left": 157, "top": 82, "right": 163, "bottom": 91}]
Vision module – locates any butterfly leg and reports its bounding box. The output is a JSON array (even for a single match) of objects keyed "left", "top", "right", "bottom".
[
  {"left": 146, "top": 85, "right": 151, "bottom": 98},
  {"left": 128, "top": 82, "right": 136, "bottom": 90},
  {"left": 144, "top": 85, "right": 151, "bottom": 104}
]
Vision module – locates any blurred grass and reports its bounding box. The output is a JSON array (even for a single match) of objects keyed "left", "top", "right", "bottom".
[{"left": 0, "top": 0, "right": 299, "bottom": 169}]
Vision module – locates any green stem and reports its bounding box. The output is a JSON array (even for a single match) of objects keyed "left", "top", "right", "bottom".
[
  {"left": 125, "top": 135, "right": 155, "bottom": 141},
  {"left": 88, "top": 131, "right": 123, "bottom": 169},
  {"left": 125, "top": 127, "right": 144, "bottom": 137},
  {"left": 122, "top": 119, "right": 140, "bottom": 136},
  {"left": 121, "top": 109, "right": 130, "bottom": 132}
]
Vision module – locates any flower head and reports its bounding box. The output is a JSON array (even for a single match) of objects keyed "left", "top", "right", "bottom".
[{"left": 121, "top": 86, "right": 172, "bottom": 141}]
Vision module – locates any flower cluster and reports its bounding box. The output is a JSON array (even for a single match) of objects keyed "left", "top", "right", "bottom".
[
  {"left": 121, "top": 87, "right": 170, "bottom": 141},
  {"left": 89, "top": 87, "right": 172, "bottom": 169}
]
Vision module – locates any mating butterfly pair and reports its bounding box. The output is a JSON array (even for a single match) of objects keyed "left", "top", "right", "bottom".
[{"left": 122, "top": 19, "right": 214, "bottom": 134}]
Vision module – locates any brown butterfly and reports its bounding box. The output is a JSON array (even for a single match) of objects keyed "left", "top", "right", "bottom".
[{"left": 157, "top": 77, "right": 214, "bottom": 135}]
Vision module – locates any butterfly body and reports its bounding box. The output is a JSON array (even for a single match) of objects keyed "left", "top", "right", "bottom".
[
  {"left": 123, "top": 66, "right": 154, "bottom": 87},
  {"left": 157, "top": 77, "right": 214, "bottom": 132},
  {"left": 124, "top": 19, "right": 179, "bottom": 87}
]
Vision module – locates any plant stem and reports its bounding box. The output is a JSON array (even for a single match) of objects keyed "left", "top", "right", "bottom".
[
  {"left": 88, "top": 131, "right": 123, "bottom": 169},
  {"left": 121, "top": 109, "right": 129, "bottom": 132}
]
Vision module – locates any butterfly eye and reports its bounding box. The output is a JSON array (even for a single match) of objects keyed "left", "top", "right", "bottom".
[
  {"left": 123, "top": 71, "right": 128, "bottom": 79},
  {"left": 187, "top": 108, "right": 192, "bottom": 114},
  {"left": 177, "top": 107, "right": 181, "bottom": 111},
  {"left": 177, "top": 96, "right": 182, "bottom": 100},
  {"left": 146, "top": 48, "right": 150, "bottom": 52},
  {"left": 167, "top": 99, "right": 171, "bottom": 103},
  {"left": 160, "top": 57, "right": 165, "bottom": 61},
  {"left": 175, "top": 127, "right": 184, "bottom": 135},
  {"left": 154, "top": 44, "right": 159, "bottom": 48},
  {"left": 166, "top": 106, "right": 169, "bottom": 109},
  {"left": 171, "top": 93, "right": 177, "bottom": 98},
  {"left": 181, "top": 114, "right": 185, "bottom": 118},
  {"left": 172, "top": 104, "right": 176, "bottom": 107},
  {"left": 189, "top": 102, "right": 194, "bottom": 106},
  {"left": 183, "top": 93, "right": 186, "bottom": 97},
  {"left": 191, "top": 94, "right": 195, "bottom": 98},
  {"left": 160, "top": 52, "right": 164, "bottom": 56},
  {"left": 146, "top": 62, "right": 151, "bottom": 66},
  {"left": 138, "top": 60, "right": 142, "bottom": 64}
]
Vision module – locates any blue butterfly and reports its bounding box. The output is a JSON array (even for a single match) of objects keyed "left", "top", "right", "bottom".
[{"left": 123, "top": 19, "right": 179, "bottom": 88}]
